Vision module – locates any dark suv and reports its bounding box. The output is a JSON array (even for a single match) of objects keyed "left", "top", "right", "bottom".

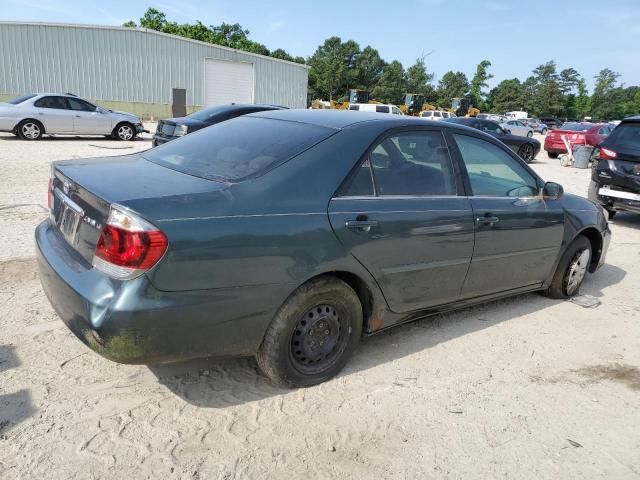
[
  {"left": 588, "top": 116, "right": 640, "bottom": 217},
  {"left": 539, "top": 117, "right": 564, "bottom": 130}
]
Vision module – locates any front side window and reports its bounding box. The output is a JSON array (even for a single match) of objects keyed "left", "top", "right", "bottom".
[
  {"left": 479, "top": 121, "right": 503, "bottom": 134},
  {"left": 433, "top": 111, "right": 442, "bottom": 117},
  {"left": 34, "top": 96, "right": 68, "bottom": 110},
  {"left": 339, "top": 131, "right": 456, "bottom": 197},
  {"left": 376, "top": 105, "right": 390, "bottom": 114},
  {"left": 453, "top": 134, "right": 538, "bottom": 197},
  {"left": 67, "top": 98, "right": 96, "bottom": 112}
]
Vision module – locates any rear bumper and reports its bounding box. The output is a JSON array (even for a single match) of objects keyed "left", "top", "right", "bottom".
[
  {"left": 588, "top": 167, "right": 640, "bottom": 214},
  {"left": 36, "top": 219, "right": 278, "bottom": 364}
]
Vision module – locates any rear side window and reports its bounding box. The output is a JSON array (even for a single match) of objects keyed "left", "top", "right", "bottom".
[
  {"left": 348, "top": 105, "right": 360, "bottom": 111},
  {"left": 376, "top": 105, "right": 390, "bottom": 114},
  {"left": 433, "top": 111, "right": 442, "bottom": 117},
  {"left": 34, "top": 96, "right": 68, "bottom": 109},
  {"left": 339, "top": 131, "right": 456, "bottom": 197},
  {"left": 605, "top": 123, "right": 640, "bottom": 151},
  {"left": 7, "top": 94, "right": 36, "bottom": 105},
  {"left": 142, "top": 116, "right": 334, "bottom": 182},
  {"left": 422, "top": 111, "right": 432, "bottom": 117}
]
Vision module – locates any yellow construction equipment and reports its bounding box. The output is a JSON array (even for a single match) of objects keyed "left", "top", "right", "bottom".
[{"left": 451, "top": 98, "right": 480, "bottom": 117}]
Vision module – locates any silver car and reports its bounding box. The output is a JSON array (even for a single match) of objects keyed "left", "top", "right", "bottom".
[
  {"left": 502, "top": 119, "right": 533, "bottom": 138},
  {"left": 0, "top": 93, "right": 144, "bottom": 140}
]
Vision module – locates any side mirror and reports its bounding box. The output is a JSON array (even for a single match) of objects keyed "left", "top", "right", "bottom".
[
  {"left": 542, "top": 181, "right": 563, "bottom": 200},
  {"left": 96, "top": 107, "right": 107, "bottom": 114}
]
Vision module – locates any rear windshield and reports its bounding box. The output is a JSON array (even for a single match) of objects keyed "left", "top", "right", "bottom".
[
  {"left": 6, "top": 94, "right": 36, "bottom": 105},
  {"left": 188, "top": 105, "right": 233, "bottom": 121},
  {"left": 606, "top": 122, "right": 640, "bottom": 151},
  {"left": 142, "top": 116, "right": 334, "bottom": 182},
  {"left": 560, "top": 123, "right": 592, "bottom": 132}
]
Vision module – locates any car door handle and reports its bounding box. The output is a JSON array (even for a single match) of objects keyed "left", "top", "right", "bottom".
[
  {"left": 345, "top": 220, "right": 379, "bottom": 232},
  {"left": 476, "top": 216, "right": 499, "bottom": 225}
]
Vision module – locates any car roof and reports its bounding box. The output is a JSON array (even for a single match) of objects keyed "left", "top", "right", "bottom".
[
  {"left": 249, "top": 109, "right": 494, "bottom": 138},
  {"left": 621, "top": 115, "right": 640, "bottom": 123}
]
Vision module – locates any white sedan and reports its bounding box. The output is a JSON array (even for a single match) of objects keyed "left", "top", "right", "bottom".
[{"left": 502, "top": 119, "right": 533, "bottom": 137}]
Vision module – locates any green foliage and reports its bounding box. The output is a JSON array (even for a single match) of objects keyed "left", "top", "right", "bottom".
[
  {"left": 372, "top": 61, "right": 407, "bottom": 104},
  {"left": 128, "top": 8, "right": 298, "bottom": 62},
  {"left": 487, "top": 79, "right": 524, "bottom": 113},
  {"left": 437, "top": 71, "right": 469, "bottom": 107},
  {"left": 575, "top": 79, "right": 591, "bottom": 120},
  {"left": 406, "top": 57, "right": 435, "bottom": 97},
  {"left": 122, "top": 20, "right": 137, "bottom": 28},
  {"left": 469, "top": 60, "right": 493, "bottom": 110},
  {"left": 355, "top": 46, "right": 385, "bottom": 91}
]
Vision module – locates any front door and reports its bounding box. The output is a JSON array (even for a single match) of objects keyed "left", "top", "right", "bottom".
[
  {"left": 450, "top": 132, "right": 565, "bottom": 298},
  {"left": 328, "top": 130, "right": 475, "bottom": 314},
  {"left": 68, "top": 97, "right": 112, "bottom": 134}
]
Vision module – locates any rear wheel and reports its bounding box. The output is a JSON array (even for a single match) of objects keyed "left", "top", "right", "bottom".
[
  {"left": 17, "top": 119, "right": 43, "bottom": 140},
  {"left": 518, "top": 143, "right": 535, "bottom": 163},
  {"left": 256, "top": 276, "right": 362, "bottom": 388},
  {"left": 543, "top": 235, "right": 592, "bottom": 299},
  {"left": 527, "top": 131, "right": 533, "bottom": 138},
  {"left": 113, "top": 122, "right": 136, "bottom": 141}
]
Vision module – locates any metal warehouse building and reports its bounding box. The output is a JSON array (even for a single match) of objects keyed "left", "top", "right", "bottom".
[{"left": 0, "top": 22, "right": 309, "bottom": 119}]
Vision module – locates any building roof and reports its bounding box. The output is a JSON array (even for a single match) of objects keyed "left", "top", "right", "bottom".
[{"left": 0, "top": 21, "right": 310, "bottom": 70}]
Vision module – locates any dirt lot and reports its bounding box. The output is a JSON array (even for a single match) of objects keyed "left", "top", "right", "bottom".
[{"left": 0, "top": 128, "right": 639, "bottom": 479}]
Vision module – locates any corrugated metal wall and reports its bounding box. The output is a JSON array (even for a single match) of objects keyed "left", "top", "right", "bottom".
[{"left": 0, "top": 22, "right": 309, "bottom": 108}]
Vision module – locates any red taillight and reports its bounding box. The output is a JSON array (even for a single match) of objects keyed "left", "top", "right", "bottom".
[
  {"left": 92, "top": 207, "right": 167, "bottom": 279},
  {"left": 599, "top": 147, "right": 617, "bottom": 159},
  {"left": 95, "top": 225, "right": 166, "bottom": 269}
]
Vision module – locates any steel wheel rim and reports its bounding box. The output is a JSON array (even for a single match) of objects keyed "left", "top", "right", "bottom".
[
  {"left": 519, "top": 144, "right": 534, "bottom": 161},
  {"left": 22, "top": 122, "right": 40, "bottom": 139},
  {"left": 564, "top": 248, "right": 591, "bottom": 295},
  {"left": 289, "top": 304, "right": 348, "bottom": 374},
  {"left": 118, "top": 125, "right": 133, "bottom": 140}
]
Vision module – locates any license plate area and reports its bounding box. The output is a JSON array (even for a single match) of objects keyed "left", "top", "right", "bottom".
[
  {"left": 54, "top": 189, "right": 84, "bottom": 245},
  {"left": 599, "top": 187, "right": 640, "bottom": 201}
]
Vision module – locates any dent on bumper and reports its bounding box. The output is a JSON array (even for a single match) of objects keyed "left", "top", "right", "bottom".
[{"left": 36, "top": 220, "right": 282, "bottom": 364}]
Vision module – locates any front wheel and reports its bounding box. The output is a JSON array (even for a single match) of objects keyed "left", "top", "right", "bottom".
[
  {"left": 18, "top": 120, "right": 43, "bottom": 140},
  {"left": 256, "top": 276, "right": 362, "bottom": 388},
  {"left": 518, "top": 143, "right": 535, "bottom": 163},
  {"left": 526, "top": 131, "right": 533, "bottom": 138},
  {"left": 541, "top": 128, "right": 548, "bottom": 135},
  {"left": 543, "top": 235, "right": 592, "bottom": 299},
  {"left": 113, "top": 122, "right": 137, "bottom": 141}
]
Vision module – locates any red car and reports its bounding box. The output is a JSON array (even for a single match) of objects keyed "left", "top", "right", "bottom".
[{"left": 544, "top": 122, "right": 613, "bottom": 158}]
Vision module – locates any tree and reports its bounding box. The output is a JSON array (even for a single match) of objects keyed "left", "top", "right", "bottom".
[
  {"left": 371, "top": 61, "right": 406, "bottom": 104},
  {"left": 307, "top": 37, "right": 360, "bottom": 100},
  {"left": 406, "top": 57, "right": 434, "bottom": 96},
  {"left": 122, "top": 20, "right": 137, "bottom": 28},
  {"left": 271, "top": 48, "right": 294, "bottom": 62},
  {"left": 591, "top": 68, "right": 621, "bottom": 120},
  {"left": 139, "top": 8, "right": 167, "bottom": 31},
  {"left": 469, "top": 60, "right": 493, "bottom": 110},
  {"left": 436, "top": 71, "right": 469, "bottom": 107},
  {"left": 355, "top": 46, "right": 385, "bottom": 91},
  {"left": 574, "top": 78, "right": 591, "bottom": 120},
  {"left": 487, "top": 79, "right": 524, "bottom": 113},
  {"left": 529, "top": 61, "right": 563, "bottom": 116}
]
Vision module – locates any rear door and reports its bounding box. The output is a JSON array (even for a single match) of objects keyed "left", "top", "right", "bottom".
[
  {"left": 33, "top": 96, "right": 74, "bottom": 133},
  {"left": 449, "top": 132, "right": 564, "bottom": 297},
  {"left": 68, "top": 97, "right": 112, "bottom": 134},
  {"left": 329, "top": 129, "right": 475, "bottom": 314}
]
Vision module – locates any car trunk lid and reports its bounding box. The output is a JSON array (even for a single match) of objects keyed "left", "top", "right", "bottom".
[{"left": 50, "top": 154, "right": 226, "bottom": 264}]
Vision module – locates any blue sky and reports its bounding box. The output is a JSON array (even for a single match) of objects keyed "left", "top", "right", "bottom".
[{"left": 3, "top": 0, "right": 639, "bottom": 90}]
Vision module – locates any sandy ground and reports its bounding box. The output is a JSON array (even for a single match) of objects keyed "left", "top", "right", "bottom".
[{"left": 0, "top": 128, "right": 639, "bottom": 480}]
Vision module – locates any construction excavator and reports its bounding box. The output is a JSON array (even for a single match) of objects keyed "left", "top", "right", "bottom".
[{"left": 310, "top": 89, "right": 380, "bottom": 110}]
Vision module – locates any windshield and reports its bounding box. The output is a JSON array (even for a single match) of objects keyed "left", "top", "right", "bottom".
[
  {"left": 188, "top": 105, "right": 234, "bottom": 122},
  {"left": 6, "top": 94, "right": 37, "bottom": 105},
  {"left": 606, "top": 122, "right": 640, "bottom": 152},
  {"left": 560, "top": 123, "right": 592, "bottom": 132},
  {"left": 142, "top": 116, "right": 334, "bottom": 182}
]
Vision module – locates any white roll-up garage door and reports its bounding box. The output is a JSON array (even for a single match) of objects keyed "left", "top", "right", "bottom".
[{"left": 204, "top": 59, "right": 255, "bottom": 106}]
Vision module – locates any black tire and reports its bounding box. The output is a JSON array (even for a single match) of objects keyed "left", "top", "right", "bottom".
[
  {"left": 518, "top": 143, "right": 535, "bottom": 163},
  {"left": 256, "top": 276, "right": 363, "bottom": 388},
  {"left": 543, "top": 235, "right": 592, "bottom": 299},
  {"left": 113, "top": 122, "right": 137, "bottom": 141},
  {"left": 17, "top": 119, "right": 44, "bottom": 140},
  {"left": 526, "top": 131, "right": 533, "bottom": 138},
  {"left": 548, "top": 152, "right": 559, "bottom": 159},
  {"left": 605, "top": 208, "right": 616, "bottom": 219},
  {"left": 542, "top": 128, "right": 548, "bottom": 135}
]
